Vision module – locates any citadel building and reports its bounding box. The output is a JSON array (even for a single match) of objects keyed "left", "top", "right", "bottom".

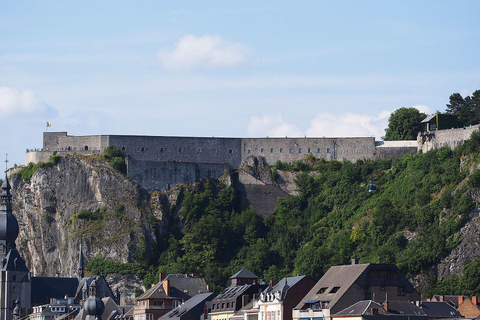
[{"left": 26, "top": 132, "right": 417, "bottom": 191}]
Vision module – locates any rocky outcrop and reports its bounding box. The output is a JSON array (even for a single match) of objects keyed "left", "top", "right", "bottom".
[
  {"left": 9, "top": 155, "right": 169, "bottom": 277},
  {"left": 437, "top": 216, "right": 480, "bottom": 279}
]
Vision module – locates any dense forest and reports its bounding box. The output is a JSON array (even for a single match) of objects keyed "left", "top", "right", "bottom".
[{"left": 87, "top": 130, "right": 480, "bottom": 297}]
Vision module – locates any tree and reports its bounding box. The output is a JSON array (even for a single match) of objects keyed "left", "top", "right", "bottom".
[
  {"left": 384, "top": 107, "right": 426, "bottom": 141},
  {"left": 446, "top": 93, "right": 472, "bottom": 126}
]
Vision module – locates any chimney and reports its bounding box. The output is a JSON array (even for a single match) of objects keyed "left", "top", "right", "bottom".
[
  {"left": 473, "top": 296, "right": 478, "bottom": 305},
  {"left": 439, "top": 296, "right": 444, "bottom": 302},
  {"left": 383, "top": 293, "right": 388, "bottom": 312},
  {"left": 159, "top": 272, "right": 167, "bottom": 283},
  {"left": 458, "top": 296, "right": 464, "bottom": 305},
  {"left": 269, "top": 279, "right": 278, "bottom": 287},
  {"left": 151, "top": 283, "right": 155, "bottom": 288},
  {"left": 351, "top": 259, "right": 358, "bottom": 265},
  {"left": 163, "top": 279, "right": 170, "bottom": 296},
  {"left": 371, "top": 308, "right": 379, "bottom": 315},
  {"left": 207, "top": 285, "right": 210, "bottom": 292}
]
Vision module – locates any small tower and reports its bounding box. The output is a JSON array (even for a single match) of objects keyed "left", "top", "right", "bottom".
[
  {"left": 78, "top": 241, "right": 84, "bottom": 280},
  {"left": 0, "top": 172, "right": 32, "bottom": 320},
  {"left": 83, "top": 277, "right": 105, "bottom": 320}
]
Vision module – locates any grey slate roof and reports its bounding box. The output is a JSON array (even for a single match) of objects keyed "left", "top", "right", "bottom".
[
  {"left": 420, "top": 301, "right": 461, "bottom": 318},
  {"left": 31, "top": 277, "right": 80, "bottom": 305},
  {"left": 269, "top": 276, "right": 306, "bottom": 301},
  {"left": 229, "top": 268, "right": 259, "bottom": 279},
  {"left": 159, "top": 292, "right": 216, "bottom": 320},
  {"left": 1, "top": 248, "right": 28, "bottom": 272},
  {"left": 335, "top": 300, "right": 388, "bottom": 315},
  {"left": 137, "top": 274, "right": 208, "bottom": 300},
  {"left": 387, "top": 300, "right": 425, "bottom": 315},
  {"left": 421, "top": 114, "right": 437, "bottom": 123}
]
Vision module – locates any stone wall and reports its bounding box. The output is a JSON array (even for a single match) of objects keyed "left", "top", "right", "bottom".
[
  {"left": 127, "top": 158, "right": 227, "bottom": 191},
  {"left": 28, "top": 133, "right": 417, "bottom": 193},
  {"left": 241, "top": 137, "right": 377, "bottom": 164},
  {"left": 418, "top": 125, "right": 480, "bottom": 153}
]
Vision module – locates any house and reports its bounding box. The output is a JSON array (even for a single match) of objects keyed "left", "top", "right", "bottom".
[
  {"left": 159, "top": 292, "right": 216, "bottom": 320},
  {"left": 133, "top": 273, "right": 209, "bottom": 320},
  {"left": 457, "top": 296, "right": 480, "bottom": 319},
  {"left": 238, "top": 276, "right": 315, "bottom": 320},
  {"left": 421, "top": 114, "right": 460, "bottom": 132},
  {"left": 210, "top": 269, "right": 268, "bottom": 320},
  {"left": 293, "top": 262, "right": 420, "bottom": 320}
]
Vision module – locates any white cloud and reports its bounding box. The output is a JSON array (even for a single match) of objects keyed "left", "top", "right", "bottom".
[
  {"left": 247, "top": 115, "right": 303, "bottom": 137},
  {"left": 247, "top": 111, "right": 391, "bottom": 140},
  {"left": 159, "top": 35, "right": 253, "bottom": 71},
  {"left": 0, "top": 86, "right": 57, "bottom": 119},
  {"left": 411, "top": 104, "right": 432, "bottom": 114}
]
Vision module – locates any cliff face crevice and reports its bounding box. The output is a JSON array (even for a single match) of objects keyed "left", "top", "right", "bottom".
[{"left": 10, "top": 155, "right": 168, "bottom": 277}]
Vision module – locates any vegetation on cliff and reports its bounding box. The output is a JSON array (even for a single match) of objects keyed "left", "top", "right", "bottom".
[{"left": 83, "top": 131, "right": 480, "bottom": 295}]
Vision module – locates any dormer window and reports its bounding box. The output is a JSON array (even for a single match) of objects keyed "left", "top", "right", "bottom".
[{"left": 329, "top": 286, "right": 340, "bottom": 293}]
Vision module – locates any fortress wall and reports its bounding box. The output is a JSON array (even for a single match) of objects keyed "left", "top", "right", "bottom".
[
  {"left": 375, "top": 147, "right": 417, "bottom": 160},
  {"left": 241, "top": 137, "right": 376, "bottom": 164},
  {"left": 127, "top": 159, "right": 227, "bottom": 191},
  {"left": 43, "top": 132, "right": 107, "bottom": 152},
  {"left": 418, "top": 125, "right": 480, "bottom": 153},
  {"left": 109, "top": 135, "right": 242, "bottom": 167},
  {"left": 25, "top": 151, "right": 52, "bottom": 164}
]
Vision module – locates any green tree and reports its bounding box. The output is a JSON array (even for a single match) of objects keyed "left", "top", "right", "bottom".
[{"left": 384, "top": 107, "right": 426, "bottom": 141}]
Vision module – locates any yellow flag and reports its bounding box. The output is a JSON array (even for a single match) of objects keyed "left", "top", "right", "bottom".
[{"left": 47, "top": 122, "right": 52, "bottom": 127}]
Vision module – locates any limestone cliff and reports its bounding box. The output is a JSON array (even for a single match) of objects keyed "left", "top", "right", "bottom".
[{"left": 9, "top": 155, "right": 169, "bottom": 278}]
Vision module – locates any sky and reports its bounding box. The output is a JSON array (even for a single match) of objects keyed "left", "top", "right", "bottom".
[{"left": 1, "top": 1, "right": 480, "bottom": 167}]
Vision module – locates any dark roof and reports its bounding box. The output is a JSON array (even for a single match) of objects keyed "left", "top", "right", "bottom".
[
  {"left": 296, "top": 263, "right": 370, "bottom": 310},
  {"left": 420, "top": 301, "right": 461, "bottom": 318},
  {"left": 159, "top": 292, "right": 216, "bottom": 320},
  {"left": 431, "top": 295, "right": 464, "bottom": 308},
  {"left": 230, "top": 269, "right": 259, "bottom": 280},
  {"left": 269, "top": 276, "right": 306, "bottom": 301},
  {"left": 137, "top": 274, "right": 208, "bottom": 300},
  {"left": 1, "top": 248, "right": 28, "bottom": 272},
  {"left": 74, "top": 276, "right": 116, "bottom": 302},
  {"left": 335, "top": 300, "right": 388, "bottom": 315},
  {"left": 31, "top": 277, "right": 79, "bottom": 305},
  {"left": 214, "top": 284, "right": 252, "bottom": 300},
  {"left": 387, "top": 300, "right": 425, "bottom": 315}
]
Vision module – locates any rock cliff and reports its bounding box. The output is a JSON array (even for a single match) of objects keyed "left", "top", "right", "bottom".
[{"left": 10, "top": 155, "right": 168, "bottom": 278}]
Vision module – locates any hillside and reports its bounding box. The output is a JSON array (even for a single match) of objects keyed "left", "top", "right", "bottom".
[{"left": 8, "top": 131, "right": 480, "bottom": 296}]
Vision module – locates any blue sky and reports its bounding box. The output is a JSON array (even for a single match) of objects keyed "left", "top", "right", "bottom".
[{"left": 1, "top": 1, "right": 479, "bottom": 166}]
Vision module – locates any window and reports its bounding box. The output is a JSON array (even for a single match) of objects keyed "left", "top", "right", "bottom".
[
  {"left": 308, "top": 148, "right": 311, "bottom": 153},
  {"left": 317, "top": 287, "right": 328, "bottom": 294},
  {"left": 160, "top": 148, "right": 164, "bottom": 152},
  {"left": 213, "top": 148, "right": 217, "bottom": 153},
  {"left": 298, "top": 148, "right": 302, "bottom": 153},
  {"left": 317, "top": 148, "right": 320, "bottom": 153},
  {"left": 197, "top": 148, "right": 202, "bottom": 153},
  {"left": 141, "top": 147, "right": 145, "bottom": 152},
  {"left": 248, "top": 149, "right": 251, "bottom": 154},
  {"left": 226, "top": 302, "right": 230, "bottom": 308},
  {"left": 280, "top": 148, "right": 283, "bottom": 153},
  {"left": 229, "top": 149, "right": 233, "bottom": 154},
  {"left": 261, "top": 148, "right": 264, "bottom": 153},
  {"left": 381, "top": 286, "right": 385, "bottom": 291},
  {"left": 84, "top": 145, "right": 89, "bottom": 151},
  {"left": 178, "top": 147, "right": 182, "bottom": 153},
  {"left": 122, "top": 147, "right": 126, "bottom": 151},
  {"left": 326, "top": 148, "right": 330, "bottom": 153},
  {"left": 270, "top": 148, "right": 274, "bottom": 153},
  {"left": 397, "top": 286, "right": 405, "bottom": 296},
  {"left": 329, "top": 286, "right": 340, "bottom": 293}
]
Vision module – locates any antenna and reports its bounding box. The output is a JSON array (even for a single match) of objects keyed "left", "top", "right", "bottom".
[{"left": 4, "top": 154, "right": 8, "bottom": 172}]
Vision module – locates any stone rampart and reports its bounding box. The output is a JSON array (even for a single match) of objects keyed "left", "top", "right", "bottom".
[
  {"left": 127, "top": 158, "right": 227, "bottom": 191},
  {"left": 418, "top": 125, "right": 480, "bottom": 153},
  {"left": 241, "top": 137, "right": 377, "bottom": 164},
  {"left": 29, "top": 132, "right": 418, "bottom": 192}
]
